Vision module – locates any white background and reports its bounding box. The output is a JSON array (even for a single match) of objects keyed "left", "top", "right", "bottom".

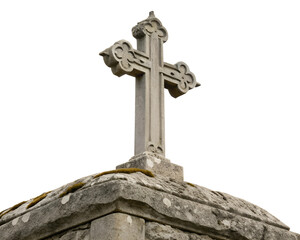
[{"left": 0, "top": 0, "right": 299, "bottom": 234}]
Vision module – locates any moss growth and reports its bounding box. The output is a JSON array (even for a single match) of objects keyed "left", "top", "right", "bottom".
[
  {"left": 27, "top": 191, "right": 51, "bottom": 209},
  {"left": 186, "top": 182, "right": 196, "bottom": 187},
  {"left": 59, "top": 182, "right": 85, "bottom": 198},
  {"left": 93, "top": 168, "right": 155, "bottom": 179},
  {"left": 0, "top": 210, "right": 10, "bottom": 218},
  {"left": 10, "top": 201, "right": 27, "bottom": 211},
  {"left": 0, "top": 212, "right": 6, "bottom": 219},
  {"left": 0, "top": 201, "right": 27, "bottom": 218}
]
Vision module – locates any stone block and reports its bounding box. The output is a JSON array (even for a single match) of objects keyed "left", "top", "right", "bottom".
[
  {"left": 90, "top": 213, "right": 145, "bottom": 240},
  {"left": 116, "top": 152, "right": 183, "bottom": 181},
  {"left": 145, "top": 222, "right": 215, "bottom": 240},
  {"left": 45, "top": 223, "right": 90, "bottom": 240}
]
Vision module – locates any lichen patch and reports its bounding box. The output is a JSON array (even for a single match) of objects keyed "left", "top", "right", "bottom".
[
  {"left": 146, "top": 159, "right": 154, "bottom": 168},
  {"left": 61, "top": 195, "right": 70, "bottom": 205},
  {"left": 22, "top": 212, "right": 30, "bottom": 223},
  {"left": 185, "top": 211, "right": 193, "bottom": 221},
  {"left": 12, "top": 217, "right": 19, "bottom": 226},
  {"left": 153, "top": 157, "right": 161, "bottom": 164},
  {"left": 221, "top": 219, "right": 231, "bottom": 228},
  {"left": 163, "top": 198, "right": 171, "bottom": 207},
  {"left": 127, "top": 215, "right": 132, "bottom": 225},
  {"left": 175, "top": 205, "right": 181, "bottom": 210}
]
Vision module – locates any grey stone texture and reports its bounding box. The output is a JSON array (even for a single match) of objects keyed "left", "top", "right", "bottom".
[
  {"left": 117, "top": 151, "right": 184, "bottom": 181},
  {"left": 100, "top": 11, "right": 200, "bottom": 157},
  {"left": 1, "top": 169, "right": 299, "bottom": 240},
  {"left": 44, "top": 223, "right": 90, "bottom": 240},
  {"left": 146, "top": 221, "right": 215, "bottom": 240},
  {"left": 1, "top": 11, "right": 299, "bottom": 240},
  {"left": 90, "top": 213, "right": 145, "bottom": 240}
]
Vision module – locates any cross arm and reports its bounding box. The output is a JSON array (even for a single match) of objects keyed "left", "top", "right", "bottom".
[
  {"left": 162, "top": 62, "right": 200, "bottom": 98},
  {"left": 100, "top": 40, "right": 150, "bottom": 78}
]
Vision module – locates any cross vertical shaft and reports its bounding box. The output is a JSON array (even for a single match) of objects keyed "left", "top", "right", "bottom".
[{"left": 135, "top": 18, "right": 165, "bottom": 156}]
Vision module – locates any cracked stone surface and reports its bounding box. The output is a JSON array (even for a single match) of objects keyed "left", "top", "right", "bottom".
[{"left": 0, "top": 169, "right": 299, "bottom": 240}]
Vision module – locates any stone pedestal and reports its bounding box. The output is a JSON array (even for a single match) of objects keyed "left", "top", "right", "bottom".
[
  {"left": 117, "top": 152, "right": 183, "bottom": 181},
  {"left": 0, "top": 161, "right": 299, "bottom": 240}
]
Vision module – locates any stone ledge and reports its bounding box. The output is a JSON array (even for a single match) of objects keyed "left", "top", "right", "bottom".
[{"left": 0, "top": 172, "right": 297, "bottom": 240}]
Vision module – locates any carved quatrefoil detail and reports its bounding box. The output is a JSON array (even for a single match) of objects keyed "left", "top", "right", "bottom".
[
  {"left": 147, "top": 142, "right": 164, "bottom": 154},
  {"left": 100, "top": 40, "right": 140, "bottom": 77},
  {"left": 143, "top": 19, "right": 168, "bottom": 41},
  {"left": 166, "top": 62, "right": 199, "bottom": 98},
  {"left": 132, "top": 12, "right": 168, "bottom": 42},
  {"left": 176, "top": 62, "right": 197, "bottom": 93},
  {"left": 112, "top": 41, "right": 136, "bottom": 74}
]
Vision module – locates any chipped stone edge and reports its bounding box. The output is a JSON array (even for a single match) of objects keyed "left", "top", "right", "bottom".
[
  {"left": 0, "top": 172, "right": 289, "bottom": 231},
  {"left": 0, "top": 179, "right": 298, "bottom": 240}
]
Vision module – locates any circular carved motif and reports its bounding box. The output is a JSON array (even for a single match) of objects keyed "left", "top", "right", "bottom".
[
  {"left": 143, "top": 19, "right": 168, "bottom": 42},
  {"left": 147, "top": 143, "right": 163, "bottom": 154},
  {"left": 176, "top": 62, "right": 197, "bottom": 94},
  {"left": 132, "top": 13, "right": 168, "bottom": 42},
  {"left": 112, "top": 41, "right": 136, "bottom": 73}
]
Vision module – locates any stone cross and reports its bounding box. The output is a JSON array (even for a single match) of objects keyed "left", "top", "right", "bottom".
[{"left": 100, "top": 12, "right": 200, "bottom": 157}]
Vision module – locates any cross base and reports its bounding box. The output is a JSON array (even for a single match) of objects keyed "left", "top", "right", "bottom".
[{"left": 116, "top": 152, "right": 183, "bottom": 181}]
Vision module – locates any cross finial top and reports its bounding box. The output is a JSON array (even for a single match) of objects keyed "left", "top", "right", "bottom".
[
  {"left": 132, "top": 11, "right": 168, "bottom": 43},
  {"left": 100, "top": 13, "right": 200, "bottom": 157},
  {"left": 149, "top": 11, "right": 155, "bottom": 18}
]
